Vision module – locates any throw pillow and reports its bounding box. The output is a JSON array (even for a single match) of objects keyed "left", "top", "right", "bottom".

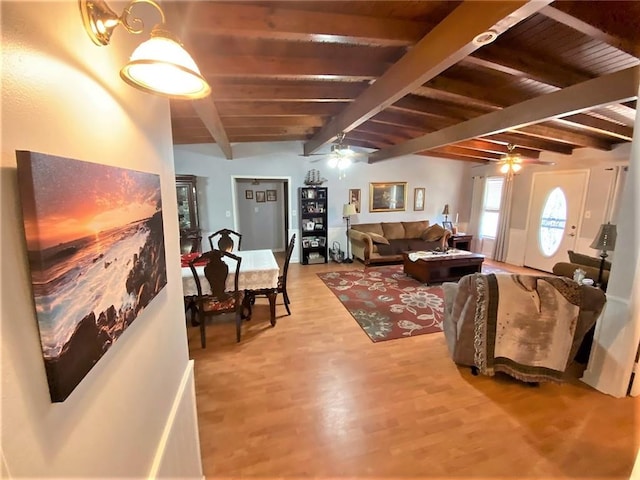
[
  {"left": 402, "top": 220, "right": 429, "bottom": 239},
  {"left": 421, "top": 223, "right": 446, "bottom": 241},
  {"left": 568, "top": 250, "right": 611, "bottom": 271},
  {"left": 368, "top": 232, "right": 390, "bottom": 245}
]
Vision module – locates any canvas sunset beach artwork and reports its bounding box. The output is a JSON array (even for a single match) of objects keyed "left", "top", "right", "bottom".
[{"left": 16, "top": 151, "right": 167, "bottom": 402}]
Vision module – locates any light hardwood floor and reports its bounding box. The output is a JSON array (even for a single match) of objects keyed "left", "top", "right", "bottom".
[{"left": 186, "top": 257, "right": 639, "bottom": 479}]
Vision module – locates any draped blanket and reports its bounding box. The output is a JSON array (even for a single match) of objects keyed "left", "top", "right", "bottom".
[{"left": 473, "top": 274, "right": 583, "bottom": 383}]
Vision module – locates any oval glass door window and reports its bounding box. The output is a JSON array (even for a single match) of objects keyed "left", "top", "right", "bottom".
[{"left": 539, "top": 187, "right": 567, "bottom": 256}]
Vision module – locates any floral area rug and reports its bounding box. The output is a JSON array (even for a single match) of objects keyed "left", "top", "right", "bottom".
[
  {"left": 318, "top": 265, "right": 445, "bottom": 342},
  {"left": 318, "top": 263, "right": 511, "bottom": 343}
]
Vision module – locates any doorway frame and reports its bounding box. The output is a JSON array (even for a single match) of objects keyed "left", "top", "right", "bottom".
[
  {"left": 522, "top": 169, "right": 590, "bottom": 270},
  {"left": 230, "top": 175, "right": 293, "bottom": 252}
]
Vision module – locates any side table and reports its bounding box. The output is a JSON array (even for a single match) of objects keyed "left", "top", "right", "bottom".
[{"left": 448, "top": 234, "right": 473, "bottom": 251}]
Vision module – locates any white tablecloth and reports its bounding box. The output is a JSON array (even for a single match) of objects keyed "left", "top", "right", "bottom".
[{"left": 182, "top": 249, "right": 279, "bottom": 296}]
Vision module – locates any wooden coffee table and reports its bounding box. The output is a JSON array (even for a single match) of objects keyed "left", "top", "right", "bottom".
[{"left": 402, "top": 251, "right": 484, "bottom": 284}]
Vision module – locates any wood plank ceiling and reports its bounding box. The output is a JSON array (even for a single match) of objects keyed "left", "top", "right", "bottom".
[{"left": 165, "top": 1, "right": 639, "bottom": 164}]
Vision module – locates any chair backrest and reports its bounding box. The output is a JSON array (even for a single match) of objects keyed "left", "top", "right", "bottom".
[
  {"left": 189, "top": 249, "right": 241, "bottom": 303},
  {"left": 281, "top": 233, "right": 296, "bottom": 282},
  {"left": 208, "top": 229, "right": 242, "bottom": 252},
  {"left": 180, "top": 233, "right": 202, "bottom": 254}
]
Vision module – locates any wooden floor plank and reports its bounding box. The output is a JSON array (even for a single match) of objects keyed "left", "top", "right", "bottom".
[{"left": 187, "top": 258, "right": 639, "bottom": 479}]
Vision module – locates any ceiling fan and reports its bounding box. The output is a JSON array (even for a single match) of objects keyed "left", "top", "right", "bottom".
[
  {"left": 304, "top": 132, "right": 368, "bottom": 168},
  {"left": 497, "top": 144, "right": 555, "bottom": 174}
]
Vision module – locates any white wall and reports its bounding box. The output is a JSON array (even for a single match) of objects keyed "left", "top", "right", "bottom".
[
  {"left": 1, "top": 2, "right": 201, "bottom": 477},
  {"left": 235, "top": 178, "right": 286, "bottom": 251},
  {"left": 580, "top": 83, "right": 640, "bottom": 398},
  {"left": 469, "top": 143, "right": 631, "bottom": 265},
  {"left": 174, "top": 142, "right": 474, "bottom": 256}
]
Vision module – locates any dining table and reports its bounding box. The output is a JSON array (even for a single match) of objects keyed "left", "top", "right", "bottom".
[{"left": 181, "top": 249, "right": 280, "bottom": 325}]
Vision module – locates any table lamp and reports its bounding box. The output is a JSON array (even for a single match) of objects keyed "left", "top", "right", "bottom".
[
  {"left": 589, "top": 222, "right": 617, "bottom": 288},
  {"left": 343, "top": 203, "right": 357, "bottom": 263},
  {"left": 442, "top": 204, "right": 450, "bottom": 222}
]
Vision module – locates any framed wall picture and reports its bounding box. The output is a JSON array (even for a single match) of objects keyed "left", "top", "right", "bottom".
[
  {"left": 348, "top": 188, "right": 361, "bottom": 213},
  {"left": 15, "top": 151, "right": 167, "bottom": 402},
  {"left": 245, "top": 190, "right": 253, "bottom": 199},
  {"left": 369, "top": 182, "right": 407, "bottom": 212},
  {"left": 266, "top": 189, "right": 277, "bottom": 201},
  {"left": 414, "top": 187, "right": 425, "bottom": 211},
  {"left": 256, "top": 191, "right": 266, "bottom": 203}
]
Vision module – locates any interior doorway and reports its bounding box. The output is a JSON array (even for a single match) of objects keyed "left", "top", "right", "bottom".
[
  {"left": 523, "top": 170, "right": 589, "bottom": 272},
  {"left": 232, "top": 176, "right": 291, "bottom": 252}
]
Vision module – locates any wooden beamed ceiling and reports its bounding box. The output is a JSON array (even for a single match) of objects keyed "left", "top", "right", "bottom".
[{"left": 165, "top": 1, "right": 638, "bottom": 164}]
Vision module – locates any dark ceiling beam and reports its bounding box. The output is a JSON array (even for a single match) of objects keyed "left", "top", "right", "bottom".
[
  {"left": 354, "top": 122, "right": 420, "bottom": 141},
  {"left": 218, "top": 116, "right": 327, "bottom": 128},
  {"left": 463, "top": 41, "right": 638, "bottom": 120},
  {"left": 225, "top": 126, "right": 316, "bottom": 136},
  {"left": 174, "top": 3, "right": 428, "bottom": 47},
  {"left": 392, "top": 95, "right": 486, "bottom": 121},
  {"left": 345, "top": 138, "right": 381, "bottom": 151},
  {"left": 200, "top": 56, "right": 386, "bottom": 80},
  {"left": 192, "top": 97, "right": 233, "bottom": 160},
  {"left": 515, "top": 125, "right": 613, "bottom": 150},
  {"left": 227, "top": 135, "right": 307, "bottom": 143},
  {"left": 431, "top": 145, "right": 502, "bottom": 161},
  {"left": 483, "top": 132, "right": 574, "bottom": 155},
  {"left": 422, "top": 151, "right": 486, "bottom": 163},
  {"left": 393, "top": 92, "right": 616, "bottom": 150},
  {"left": 540, "top": 5, "right": 640, "bottom": 58},
  {"left": 208, "top": 83, "right": 366, "bottom": 102},
  {"left": 466, "top": 43, "right": 590, "bottom": 87},
  {"left": 552, "top": 115, "right": 634, "bottom": 142},
  {"left": 214, "top": 102, "right": 345, "bottom": 116},
  {"left": 371, "top": 110, "right": 450, "bottom": 132},
  {"left": 372, "top": 109, "right": 576, "bottom": 154},
  {"left": 421, "top": 73, "right": 634, "bottom": 142},
  {"left": 303, "top": 0, "right": 552, "bottom": 156},
  {"left": 370, "top": 66, "right": 639, "bottom": 162},
  {"left": 455, "top": 139, "right": 541, "bottom": 158}
]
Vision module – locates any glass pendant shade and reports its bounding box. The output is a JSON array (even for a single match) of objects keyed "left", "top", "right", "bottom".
[{"left": 120, "top": 25, "right": 211, "bottom": 99}]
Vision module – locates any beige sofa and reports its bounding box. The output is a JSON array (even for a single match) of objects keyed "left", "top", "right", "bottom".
[{"left": 347, "top": 220, "right": 451, "bottom": 265}]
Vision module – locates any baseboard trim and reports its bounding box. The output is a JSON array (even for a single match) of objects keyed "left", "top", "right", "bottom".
[{"left": 148, "top": 360, "right": 202, "bottom": 478}]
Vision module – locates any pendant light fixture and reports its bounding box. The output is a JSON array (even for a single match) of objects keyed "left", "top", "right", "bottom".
[{"left": 80, "top": 0, "right": 211, "bottom": 99}]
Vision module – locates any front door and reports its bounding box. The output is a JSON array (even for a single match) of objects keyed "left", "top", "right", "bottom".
[{"left": 523, "top": 171, "right": 589, "bottom": 272}]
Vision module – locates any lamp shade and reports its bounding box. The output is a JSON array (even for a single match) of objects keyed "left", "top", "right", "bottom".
[
  {"left": 120, "top": 25, "right": 211, "bottom": 99},
  {"left": 343, "top": 203, "right": 357, "bottom": 217},
  {"left": 590, "top": 222, "right": 617, "bottom": 251},
  {"left": 442, "top": 204, "right": 449, "bottom": 215}
]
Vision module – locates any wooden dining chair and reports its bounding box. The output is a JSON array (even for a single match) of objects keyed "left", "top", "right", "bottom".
[
  {"left": 189, "top": 249, "right": 244, "bottom": 347},
  {"left": 180, "top": 231, "right": 202, "bottom": 254},
  {"left": 208, "top": 229, "right": 242, "bottom": 252},
  {"left": 249, "top": 234, "right": 296, "bottom": 316}
]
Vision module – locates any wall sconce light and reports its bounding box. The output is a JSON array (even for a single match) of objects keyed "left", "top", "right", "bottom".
[{"left": 80, "top": 0, "right": 211, "bottom": 99}]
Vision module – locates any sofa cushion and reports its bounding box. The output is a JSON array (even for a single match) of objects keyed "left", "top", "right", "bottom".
[
  {"left": 568, "top": 250, "right": 611, "bottom": 271},
  {"left": 352, "top": 223, "right": 384, "bottom": 236},
  {"left": 388, "top": 239, "right": 411, "bottom": 254},
  {"left": 368, "top": 232, "right": 390, "bottom": 245},
  {"left": 421, "top": 223, "right": 446, "bottom": 241},
  {"left": 381, "top": 222, "right": 406, "bottom": 240},
  {"left": 402, "top": 220, "right": 429, "bottom": 239}
]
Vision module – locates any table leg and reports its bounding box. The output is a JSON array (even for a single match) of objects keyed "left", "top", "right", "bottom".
[
  {"left": 268, "top": 289, "right": 277, "bottom": 326},
  {"left": 242, "top": 291, "right": 253, "bottom": 320}
]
